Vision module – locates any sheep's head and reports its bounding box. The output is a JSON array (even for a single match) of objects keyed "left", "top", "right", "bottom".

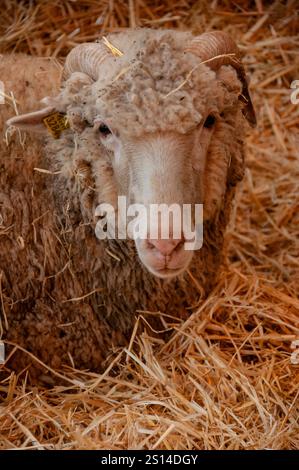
[{"left": 7, "top": 30, "right": 255, "bottom": 279}]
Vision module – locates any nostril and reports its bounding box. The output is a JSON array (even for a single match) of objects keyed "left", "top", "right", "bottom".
[{"left": 146, "top": 238, "right": 183, "bottom": 257}]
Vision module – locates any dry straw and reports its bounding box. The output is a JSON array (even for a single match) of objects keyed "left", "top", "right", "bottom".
[{"left": 0, "top": 0, "right": 299, "bottom": 450}]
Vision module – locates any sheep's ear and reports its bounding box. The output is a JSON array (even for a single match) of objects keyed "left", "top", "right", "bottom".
[
  {"left": 6, "top": 107, "right": 56, "bottom": 134},
  {"left": 6, "top": 106, "right": 69, "bottom": 138},
  {"left": 217, "top": 66, "right": 256, "bottom": 127}
]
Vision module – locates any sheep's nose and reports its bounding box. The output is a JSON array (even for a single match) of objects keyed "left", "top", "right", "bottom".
[{"left": 146, "top": 238, "right": 183, "bottom": 257}]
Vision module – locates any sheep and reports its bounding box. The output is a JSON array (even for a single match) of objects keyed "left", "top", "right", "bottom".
[{"left": 0, "top": 29, "right": 255, "bottom": 380}]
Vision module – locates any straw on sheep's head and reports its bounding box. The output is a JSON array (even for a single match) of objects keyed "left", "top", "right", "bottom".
[{"left": 64, "top": 31, "right": 256, "bottom": 126}]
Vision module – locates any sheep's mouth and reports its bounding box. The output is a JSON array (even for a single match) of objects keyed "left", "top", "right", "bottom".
[
  {"left": 146, "top": 264, "right": 189, "bottom": 280},
  {"left": 135, "top": 237, "right": 194, "bottom": 279}
]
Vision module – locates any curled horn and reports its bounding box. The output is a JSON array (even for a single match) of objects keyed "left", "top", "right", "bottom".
[
  {"left": 64, "top": 43, "right": 110, "bottom": 81},
  {"left": 185, "top": 31, "right": 256, "bottom": 127}
]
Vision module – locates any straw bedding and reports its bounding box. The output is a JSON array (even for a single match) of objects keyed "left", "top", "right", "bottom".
[{"left": 0, "top": 0, "right": 298, "bottom": 450}]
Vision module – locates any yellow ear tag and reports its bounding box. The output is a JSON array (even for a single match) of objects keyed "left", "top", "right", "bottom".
[{"left": 43, "top": 111, "right": 70, "bottom": 139}]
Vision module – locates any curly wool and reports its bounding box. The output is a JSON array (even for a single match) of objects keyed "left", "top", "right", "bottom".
[
  {"left": 95, "top": 36, "right": 215, "bottom": 135},
  {"left": 58, "top": 32, "right": 242, "bottom": 137}
]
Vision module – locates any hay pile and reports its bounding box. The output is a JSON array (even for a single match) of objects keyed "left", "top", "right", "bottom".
[{"left": 0, "top": 0, "right": 298, "bottom": 450}]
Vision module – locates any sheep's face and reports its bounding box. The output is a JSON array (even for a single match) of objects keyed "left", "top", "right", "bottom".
[
  {"left": 85, "top": 59, "right": 244, "bottom": 278},
  {"left": 99, "top": 128, "right": 201, "bottom": 278},
  {"left": 94, "top": 102, "right": 242, "bottom": 279}
]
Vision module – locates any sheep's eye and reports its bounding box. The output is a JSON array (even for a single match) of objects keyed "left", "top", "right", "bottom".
[
  {"left": 203, "top": 114, "right": 216, "bottom": 129},
  {"left": 98, "top": 123, "right": 112, "bottom": 136}
]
